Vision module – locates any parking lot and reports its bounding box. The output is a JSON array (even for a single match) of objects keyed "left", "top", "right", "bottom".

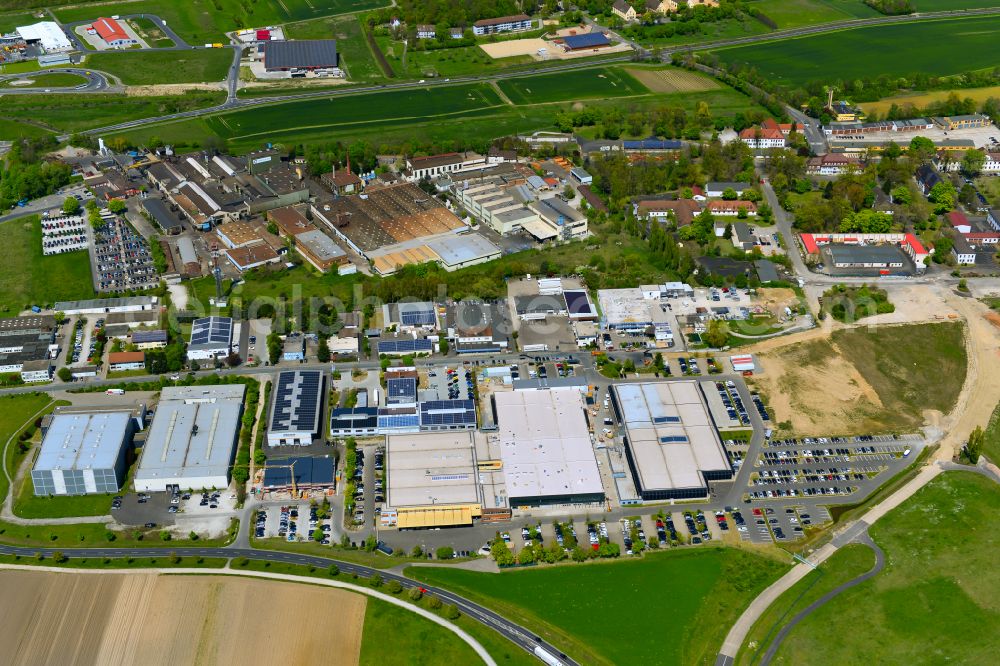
[
  {"left": 91, "top": 216, "right": 159, "bottom": 293},
  {"left": 256, "top": 503, "right": 334, "bottom": 545},
  {"left": 426, "top": 366, "right": 473, "bottom": 401},
  {"left": 68, "top": 317, "right": 98, "bottom": 366}
]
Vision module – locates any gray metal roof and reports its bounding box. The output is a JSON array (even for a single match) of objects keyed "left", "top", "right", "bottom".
[
  {"left": 263, "top": 39, "right": 338, "bottom": 69},
  {"left": 135, "top": 385, "right": 246, "bottom": 485},
  {"left": 35, "top": 412, "right": 132, "bottom": 472},
  {"left": 826, "top": 244, "right": 906, "bottom": 264}
]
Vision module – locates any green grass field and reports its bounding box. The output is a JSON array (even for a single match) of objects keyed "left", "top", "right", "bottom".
[
  {"left": 53, "top": 0, "right": 389, "bottom": 44},
  {"left": 203, "top": 82, "right": 504, "bottom": 141},
  {"left": 13, "top": 471, "right": 114, "bottom": 519},
  {"left": 0, "top": 216, "right": 94, "bottom": 316},
  {"left": 767, "top": 471, "right": 1000, "bottom": 664},
  {"left": 981, "top": 400, "right": 1000, "bottom": 464},
  {"left": 832, "top": 322, "right": 966, "bottom": 432},
  {"left": 85, "top": 49, "right": 233, "bottom": 85},
  {"left": 497, "top": 67, "right": 648, "bottom": 105},
  {"left": 0, "top": 92, "right": 225, "bottom": 138},
  {"left": 737, "top": 543, "right": 876, "bottom": 663},
  {"left": 359, "top": 597, "right": 481, "bottom": 666},
  {"left": 0, "top": 72, "right": 88, "bottom": 88},
  {"left": 913, "top": 0, "right": 1000, "bottom": 8},
  {"left": 713, "top": 16, "right": 1000, "bottom": 86},
  {"left": 0, "top": 10, "right": 42, "bottom": 34},
  {"left": 407, "top": 549, "right": 787, "bottom": 665},
  {"left": 0, "top": 394, "right": 53, "bottom": 503},
  {"left": 750, "top": 0, "right": 877, "bottom": 28},
  {"left": 376, "top": 37, "right": 533, "bottom": 79},
  {"left": 128, "top": 17, "right": 175, "bottom": 48}
]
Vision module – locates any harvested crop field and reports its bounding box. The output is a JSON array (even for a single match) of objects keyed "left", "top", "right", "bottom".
[
  {"left": 0, "top": 571, "right": 366, "bottom": 666},
  {"left": 625, "top": 67, "right": 719, "bottom": 93}
]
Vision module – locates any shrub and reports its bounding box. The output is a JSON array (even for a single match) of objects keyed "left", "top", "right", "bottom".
[
  {"left": 386, "top": 580, "right": 403, "bottom": 594},
  {"left": 426, "top": 595, "right": 443, "bottom": 610}
]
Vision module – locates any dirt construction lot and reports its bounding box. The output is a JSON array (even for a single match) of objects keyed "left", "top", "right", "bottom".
[{"left": 0, "top": 570, "right": 365, "bottom": 666}]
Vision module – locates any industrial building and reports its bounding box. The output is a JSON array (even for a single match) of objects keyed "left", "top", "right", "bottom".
[
  {"left": 383, "top": 431, "right": 509, "bottom": 529},
  {"left": 31, "top": 411, "right": 137, "bottom": 495},
  {"left": 446, "top": 301, "right": 510, "bottom": 354},
  {"left": 92, "top": 17, "right": 136, "bottom": 47},
  {"left": 187, "top": 316, "right": 233, "bottom": 360},
  {"left": 491, "top": 389, "right": 604, "bottom": 507},
  {"left": 267, "top": 370, "right": 324, "bottom": 447},
  {"left": 142, "top": 198, "right": 184, "bottom": 235},
  {"left": 131, "top": 329, "right": 168, "bottom": 349},
  {"left": 16, "top": 22, "right": 72, "bottom": 52},
  {"left": 108, "top": 351, "right": 146, "bottom": 372},
  {"left": 134, "top": 384, "right": 246, "bottom": 492},
  {"left": 612, "top": 381, "right": 733, "bottom": 500},
  {"left": 0, "top": 315, "right": 57, "bottom": 376},
  {"left": 263, "top": 39, "right": 338, "bottom": 72},
  {"left": 329, "top": 407, "right": 379, "bottom": 437},
  {"left": 597, "top": 287, "right": 674, "bottom": 345},
  {"left": 53, "top": 296, "right": 158, "bottom": 315},
  {"left": 261, "top": 455, "right": 335, "bottom": 492}
]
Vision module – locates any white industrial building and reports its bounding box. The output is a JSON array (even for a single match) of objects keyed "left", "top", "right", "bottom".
[
  {"left": 491, "top": 389, "right": 604, "bottom": 506},
  {"left": 134, "top": 384, "right": 246, "bottom": 492},
  {"left": 611, "top": 381, "right": 733, "bottom": 500},
  {"left": 53, "top": 296, "right": 159, "bottom": 315},
  {"left": 267, "top": 370, "right": 324, "bottom": 447},
  {"left": 16, "top": 22, "right": 72, "bottom": 52},
  {"left": 187, "top": 316, "right": 234, "bottom": 360},
  {"left": 31, "top": 411, "right": 138, "bottom": 495}
]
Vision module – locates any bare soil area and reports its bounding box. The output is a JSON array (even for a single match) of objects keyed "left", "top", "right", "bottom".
[
  {"left": 124, "top": 83, "right": 225, "bottom": 96},
  {"left": 754, "top": 287, "right": 799, "bottom": 318},
  {"left": 0, "top": 571, "right": 366, "bottom": 666}
]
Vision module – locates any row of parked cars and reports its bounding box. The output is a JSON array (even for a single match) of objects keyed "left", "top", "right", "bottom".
[
  {"left": 714, "top": 380, "right": 749, "bottom": 425},
  {"left": 94, "top": 218, "right": 158, "bottom": 292}
]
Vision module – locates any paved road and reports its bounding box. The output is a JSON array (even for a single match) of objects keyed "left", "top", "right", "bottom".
[
  {"left": 0, "top": 541, "right": 577, "bottom": 666},
  {"left": 0, "top": 68, "right": 115, "bottom": 95},
  {"left": 757, "top": 531, "right": 885, "bottom": 665}
]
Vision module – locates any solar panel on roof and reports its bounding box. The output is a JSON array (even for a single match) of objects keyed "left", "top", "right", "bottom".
[
  {"left": 400, "top": 310, "right": 436, "bottom": 326},
  {"left": 377, "top": 339, "right": 434, "bottom": 354}
]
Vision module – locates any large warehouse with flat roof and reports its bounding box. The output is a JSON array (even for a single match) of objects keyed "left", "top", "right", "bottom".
[
  {"left": 135, "top": 384, "right": 246, "bottom": 492},
  {"left": 386, "top": 432, "right": 486, "bottom": 529},
  {"left": 263, "top": 39, "right": 338, "bottom": 71},
  {"left": 612, "top": 381, "right": 732, "bottom": 500},
  {"left": 492, "top": 389, "right": 604, "bottom": 507},
  {"left": 31, "top": 411, "right": 137, "bottom": 495},
  {"left": 268, "top": 370, "right": 324, "bottom": 447}
]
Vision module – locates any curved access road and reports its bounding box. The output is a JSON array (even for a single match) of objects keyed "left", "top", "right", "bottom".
[
  {"left": 0, "top": 542, "right": 578, "bottom": 666},
  {"left": 0, "top": 68, "right": 116, "bottom": 94},
  {"left": 757, "top": 532, "right": 885, "bottom": 665}
]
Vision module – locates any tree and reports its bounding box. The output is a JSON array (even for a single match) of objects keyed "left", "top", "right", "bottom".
[
  {"left": 368, "top": 574, "right": 383, "bottom": 588},
  {"left": 435, "top": 546, "right": 454, "bottom": 560},
  {"left": 317, "top": 336, "right": 330, "bottom": 363},
  {"left": 62, "top": 197, "right": 80, "bottom": 215},
  {"left": 928, "top": 181, "right": 956, "bottom": 214},
  {"left": 225, "top": 352, "right": 241, "bottom": 368},
  {"left": 313, "top": 528, "right": 325, "bottom": 542},
  {"left": 386, "top": 580, "right": 403, "bottom": 594},
  {"left": 328, "top": 564, "right": 340, "bottom": 576},
  {"left": 490, "top": 533, "right": 515, "bottom": 566},
  {"left": 961, "top": 149, "right": 986, "bottom": 178},
  {"left": 908, "top": 136, "right": 936, "bottom": 163},
  {"left": 965, "top": 425, "right": 985, "bottom": 463},
  {"left": 890, "top": 185, "right": 911, "bottom": 204},
  {"left": 267, "top": 332, "right": 281, "bottom": 365},
  {"left": 408, "top": 586, "right": 423, "bottom": 601},
  {"left": 703, "top": 320, "right": 729, "bottom": 348},
  {"left": 426, "top": 595, "right": 443, "bottom": 610},
  {"left": 410, "top": 545, "right": 424, "bottom": 558},
  {"left": 517, "top": 547, "right": 535, "bottom": 565},
  {"left": 57, "top": 367, "right": 72, "bottom": 382},
  {"left": 52, "top": 551, "right": 67, "bottom": 563},
  {"left": 721, "top": 187, "right": 738, "bottom": 200},
  {"left": 840, "top": 209, "right": 893, "bottom": 233},
  {"left": 107, "top": 198, "right": 127, "bottom": 215},
  {"left": 444, "top": 604, "right": 461, "bottom": 620},
  {"left": 571, "top": 546, "right": 589, "bottom": 562}
]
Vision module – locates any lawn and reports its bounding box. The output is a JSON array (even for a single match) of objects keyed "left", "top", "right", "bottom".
[
  {"left": 737, "top": 543, "right": 876, "bottom": 663},
  {"left": 767, "top": 471, "right": 1000, "bottom": 664},
  {"left": 749, "top": 0, "right": 868, "bottom": 28},
  {"left": 0, "top": 216, "right": 94, "bottom": 316},
  {"left": 53, "top": 0, "right": 390, "bottom": 44},
  {"left": 13, "top": 472, "right": 114, "bottom": 519},
  {"left": 359, "top": 597, "right": 481, "bottom": 666},
  {"left": 0, "top": 118, "right": 53, "bottom": 140},
  {"left": 406, "top": 548, "right": 788, "bottom": 665},
  {"left": 497, "top": 67, "right": 649, "bottom": 105},
  {"left": 712, "top": 16, "right": 1000, "bottom": 86},
  {"left": 0, "top": 72, "right": 88, "bottom": 88},
  {"left": 128, "top": 17, "right": 175, "bottom": 48},
  {"left": 377, "top": 37, "right": 533, "bottom": 79},
  {"left": 285, "top": 15, "right": 381, "bottom": 81},
  {"left": 981, "top": 400, "right": 1000, "bottom": 464},
  {"left": 0, "top": 92, "right": 225, "bottom": 135},
  {"left": 0, "top": 10, "right": 43, "bottom": 34},
  {"left": 85, "top": 49, "right": 233, "bottom": 85},
  {"left": 202, "top": 83, "right": 504, "bottom": 141},
  {"left": 832, "top": 322, "right": 966, "bottom": 428},
  {"left": 0, "top": 394, "right": 54, "bottom": 503}
]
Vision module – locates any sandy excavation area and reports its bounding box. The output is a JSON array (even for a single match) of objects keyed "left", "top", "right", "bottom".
[{"left": 0, "top": 571, "right": 366, "bottom": 666}]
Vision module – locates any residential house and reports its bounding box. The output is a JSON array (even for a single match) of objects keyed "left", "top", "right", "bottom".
[
  {"left": 707, "top": 200, "right": 757, "bottom": 216},
  {"left": 806, "top": 153, "right": 860, "bottom": 176},
  {"left": 915, "top": 164, "right": 941, "bottom": 195},
  {"left": 705, "top": 181, "right": 751, "bottom": 198},
  {"left": 947, "top": 211, "right": 972, "bottom": 234},
  {"left": 472, "top": 15, "right": 533, "bottom": 36},
  {"left": 107, "top": 351, "right": 145, "bottom": 372},
  {"left": 731, "top": 222, "right": 756, "bottom": 252},
  {"left": 633, "top": 198, "right": 703, "bottom": 226},
  {"left": 416, "top": 24, "right": 436, "bottom": 39},
  {"left": 321, "top": 169, "right": 363, "bottom": 196},
  {"left": 612, "top": 0, "right": 638, "bottom": 21}
]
